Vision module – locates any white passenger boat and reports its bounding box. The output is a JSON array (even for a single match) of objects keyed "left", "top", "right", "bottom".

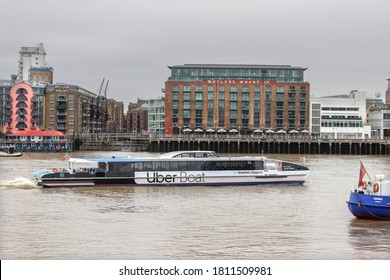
[{"left": 33, "top": 150, "right": 310, "bottom": 188}]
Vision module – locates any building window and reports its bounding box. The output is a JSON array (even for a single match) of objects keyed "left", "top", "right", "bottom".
[{"left": 230, "top": 86, "right": 237, "bottom": 93}]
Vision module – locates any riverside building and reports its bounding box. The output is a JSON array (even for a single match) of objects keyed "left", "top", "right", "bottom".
[
  {"left": 368, "top": 104, "right": 390, "bottom": 139},
  {"left": 148, "top": 97, "right": 165, "bottom": 136},
  {"left": 44, "top": 83, "right": 102, "bottom": 135},
  {"left": 164, "top": 64, "right": 310, "bottom": 135},
  {"left": 1, "top": 80, "right": 45, "bottom": 134},
  {"left": 310, "top": 91, "right": 371, "bottom": 139}
]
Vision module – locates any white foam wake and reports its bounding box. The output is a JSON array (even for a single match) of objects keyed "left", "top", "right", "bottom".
[{"left": 0, "top": 177, "right": 37, "bottom": 189}]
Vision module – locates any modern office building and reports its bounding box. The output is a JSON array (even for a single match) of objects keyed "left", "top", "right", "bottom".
[
  {"left": 310, "top": 91, "right": 371, "bottom": 139},
  {"left": 164, "top": 64, "right": 310, "bottom": 135},
  {"left": 368, "top": 104, "right": 390, "bottom": 139},
  {"left": 148, "top": 97, "right": 165, "bottom": 135}
]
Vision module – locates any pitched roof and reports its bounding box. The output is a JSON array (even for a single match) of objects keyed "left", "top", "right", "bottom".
[{"left": 10, "top": 130, "right": 65, "bottom": 137}]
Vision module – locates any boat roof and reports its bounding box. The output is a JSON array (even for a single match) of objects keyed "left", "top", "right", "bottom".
[
  {"left": 69, "top": 157, "right": 141, "bottom": 163},
  {"left": 68, "top": 151, "right": 270, "bottom": 163},
  {"left": 159, "top": 150, "right": 218, "bottom": 158}
]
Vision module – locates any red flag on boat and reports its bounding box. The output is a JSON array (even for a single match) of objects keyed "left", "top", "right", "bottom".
[
  {"left": 358, "top": 162, "right": 368, "bottom": 187},
  {"left": 61, "top": 154, "right": 69, "bottom": 160}
]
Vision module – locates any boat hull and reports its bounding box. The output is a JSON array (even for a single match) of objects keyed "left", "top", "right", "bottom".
[
  {"left": 35, "top": 173, "right": 308, "bottom": 188},
  {"left": 347, "top": 191, "right": 390, "bottom": 219},
  {"left": 0, "top": 152, "right": 23, "bottom": 157}
]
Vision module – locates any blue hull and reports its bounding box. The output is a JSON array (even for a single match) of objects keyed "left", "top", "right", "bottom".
[{"left": 347, "top": 191, "right": 390, "bottom": 219}]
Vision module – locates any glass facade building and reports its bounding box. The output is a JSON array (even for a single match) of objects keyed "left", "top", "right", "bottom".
[{"left": 169, "top": 64, "right": 306, "bottom": 83}]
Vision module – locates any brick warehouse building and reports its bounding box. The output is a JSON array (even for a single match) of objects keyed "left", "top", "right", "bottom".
[{"left": 164, "top": 64, "right": 310, "bottom": 135}]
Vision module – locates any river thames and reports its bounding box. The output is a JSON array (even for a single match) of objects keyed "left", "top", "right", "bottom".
[{"left": 0, "top": 151, "right": 389, "bottom": 260}]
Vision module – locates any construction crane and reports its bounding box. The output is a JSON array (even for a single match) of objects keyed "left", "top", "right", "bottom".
[
  {"left": 88, "top": 78, "right": 108, "bottom": 134},
  {"left": 101, "top": 79, "right": 109, "bottom": 133},
  {"left": 93, "top": 78, "right": 109, "bottom": 133}
]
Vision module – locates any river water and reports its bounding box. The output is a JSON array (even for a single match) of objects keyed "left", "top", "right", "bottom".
[{"left": 0, "top": 151, "right": 389, "bottom": 260}]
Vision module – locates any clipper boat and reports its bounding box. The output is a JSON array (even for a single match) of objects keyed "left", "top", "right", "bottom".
[
  {"left": 33, "top": 151, "right": 310, "bottom": 188},
  {"left": 347, "top": 162, "right": 390, "bottom": 219}
]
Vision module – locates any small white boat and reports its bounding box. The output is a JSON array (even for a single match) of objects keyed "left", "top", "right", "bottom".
[{"left": 0, "top": 145, "right": 23, "bottom": 157}]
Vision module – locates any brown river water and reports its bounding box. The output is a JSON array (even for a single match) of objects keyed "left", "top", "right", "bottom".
[{"left": 1, "top": 151, "right": 389, "bottom": 260}]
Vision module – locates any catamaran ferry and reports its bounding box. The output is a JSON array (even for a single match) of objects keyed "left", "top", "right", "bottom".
[{"left": 33, "top": 151, "right": 310, "bottom": 188}]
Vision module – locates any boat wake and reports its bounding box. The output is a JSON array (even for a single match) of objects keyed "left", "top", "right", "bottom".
[{"left": 0, "top": 177, "right": 37, "bottom": 189}]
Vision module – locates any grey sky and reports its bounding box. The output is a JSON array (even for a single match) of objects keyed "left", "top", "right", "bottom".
[{"left": 1, "top": 0, "right": 389, "bottom": 104}]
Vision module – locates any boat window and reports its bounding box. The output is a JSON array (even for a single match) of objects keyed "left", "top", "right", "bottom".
[
  {"left": 178, "top": 161, "right": 188, "bottom": 170},
  {"left": 143, "top": 161, "right": 153, "bottom": 171},
  {"left": 170, "top": 161, "right": 179, "bottom": 170},
  {"left": 134, "top": 162, "right": 143, "bottom": 171},
  {"left": 282, "top": 162, "right": 308, "bottom": 171},
  {"left": 255, "top": 161, "right": 264, "bottom": 170},
  {"left": 105, "top": 158, "right": 264, "bottom": 172},
  {"left": 153, "top": 161, "right": 170, "bottom": 171},
  {"left": 98, "top": 162, "right": 106, "bottom": 170},
  {"left": 187, "top": 161, "right": 198, "bottom": 170}
]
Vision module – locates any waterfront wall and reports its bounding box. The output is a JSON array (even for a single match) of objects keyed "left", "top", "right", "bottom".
[
  {"left": 2, "top": 133, "right": 389, "bottom": 155},
  {"left": 148, "top": 136, "right": 390, "bottom": 155}
]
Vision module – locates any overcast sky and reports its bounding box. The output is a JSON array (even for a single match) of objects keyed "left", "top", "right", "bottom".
[{"left": 1, "top": 0, "right": 389, "bottom": 103}]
